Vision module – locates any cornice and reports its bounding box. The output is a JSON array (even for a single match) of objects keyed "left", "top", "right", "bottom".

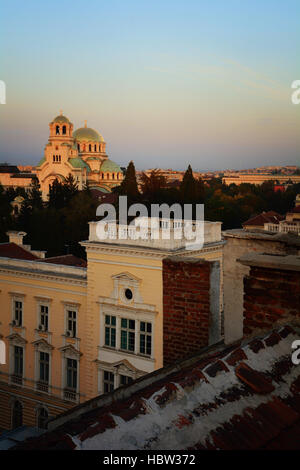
[{"left": 0, "top": 266, "right": 87, "bottom": 287}]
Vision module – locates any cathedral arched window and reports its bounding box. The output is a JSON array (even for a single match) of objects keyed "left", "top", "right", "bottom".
[
  {"left": 59, "top": 155, "right": 61, "bottom": 162},
  {"left": 56, "top": 125, "right": 60, "bottom": 135},
  {"left": 94, "top": 144, "right": 97, "bottom": 152},
  {"left": 77, "top": 144, "right": 80, "bottom": 151},
  {"left": 12, "top": 400, "right": 23, "bottom": 429},
  {"left": 53, "top": 155, "right": 55, "bottom": 162},
  {"left": 112, "top": 173, "right": 115, "bottom": 180},
  {"left": 99, "top": 145, "right": 101, "bottom": 152},
  {"left": 89, "top": 144, "right": 92, "bottom": 152},
  {"left": 62, "top": 125, "right": 66, "bottom": 135},
  {"left": 107, "top": 173, "right": 109, "bottom": 179}
]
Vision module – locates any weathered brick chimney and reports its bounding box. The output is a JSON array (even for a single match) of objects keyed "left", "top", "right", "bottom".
[
  {"left": 162, "top": 256, "right": 221, "bottom": 366},
  {"left": 238, "top": 253, "right": 300, "bottom": 337}
]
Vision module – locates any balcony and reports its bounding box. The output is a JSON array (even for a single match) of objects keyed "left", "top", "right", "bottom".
[
  {"left": 63, "top": 388, "right": 78, "bottom": 402},
  {"left": 36, "top": 381, "right": 49, "bottom": 394}
]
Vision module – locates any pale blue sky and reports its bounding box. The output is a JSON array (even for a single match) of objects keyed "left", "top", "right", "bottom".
[{"left": 0, "top": 0, "right": 299, "bottom": 170}]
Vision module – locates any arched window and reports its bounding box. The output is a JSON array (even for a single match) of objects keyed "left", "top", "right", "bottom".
[
  {"left": 12, "top": 400, "right": 23, "bottom": 429},
  {"left": 94, "top": 144, "right": 97, "bottom": 152},
  {"left": 112, "top": 173, "right": 115, "bottom": 180},
  {"left": 101, "top": 173, "right": 104, "bottom": 179},
  {"left": 53, "top": 155, "right": 55, "bottom": 162},
  {"left": 99, "top": 145, "right": 101, "bottom": 152},
  {"left": 107, "top": 173, "right": 109, "bottom": 179},
  {"left": 62, "top": 125, "right": 66, "bottom": 135},
  {"left": 55, "top": 125, "right": 60, "bottom": 135},
  {"left": 89, "top": 144, "right": 92, "bottom": 152},
  {"left": 59, "top": 155, "right": 61, "bottom": 162},
  {"left": 37, "top": 407, "right": 48, "bottom": 430},
  {"left": 77, "top": 144, "right": 80, "bottom": 151}
]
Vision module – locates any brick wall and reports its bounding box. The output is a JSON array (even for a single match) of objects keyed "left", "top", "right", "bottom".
[
  {"left": 162, "top": 257, "right": 216, "bottom": 366},
  {"left": 243, "top": 265, "right": 300, "bottom": 336}
]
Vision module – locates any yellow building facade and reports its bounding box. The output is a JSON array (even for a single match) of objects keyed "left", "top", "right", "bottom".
[{"left": 0, "top": 220, "right": 224, "bottom": 431}]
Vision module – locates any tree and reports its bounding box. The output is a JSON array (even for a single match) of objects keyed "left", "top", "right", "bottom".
[
  {"left": 140, "top": 169, "right": 167, "bottom": 202},
  {"left": 180, "top": 165, "right": 197, "bottom": 204},
  {"left": 117, "top": 161, "right": 139, "bottom": 198}
]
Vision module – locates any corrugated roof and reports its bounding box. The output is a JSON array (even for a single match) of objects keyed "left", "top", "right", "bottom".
[{"left": 13, "top": 324, "right": 300, "bottom": 450}]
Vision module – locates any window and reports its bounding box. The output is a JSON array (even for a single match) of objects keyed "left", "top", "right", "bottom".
[
  {"left": 13, "top": 300, "right": 22, "bottom": 326},
  {"left": 89, "top": 144, "right": 91, "bottom": 152},
  {"left": 14, "top": 346, "right": 23, "bottom": 377},
  {"left": 55, "top": 125, "right": 60, "bottom": 135},
  {"left": 124, "top": 288, "right": 133, "bottom": 301},
  {"left": 12, "top": 401, "right": 23, "bottom": 429},
  {"left": 77, "top": 143, "right": 80, "bottom": 151},
  {"left": 66, "top": 358, "right": 77, "bottom": 390},
  {"left": 39, "top": 305, "right": 48, "bottom": 331},
  {"left": 37, "top": 407, "right": 48, "bottom": 429},
  {"left": 120, "top": 375, "right": 133, "bottom": 386},
  {"left": 120, "top": 318, "right": 135, "bottom": 352},
  {"left": 39, "top": 352, "right": 49, "bottom": 383},
  {"left": 53, "top": 155, "right": 55, "bottom": 162},
  {"left": 139, "top": 322, "right": 152, "bottom": 356},
  {"left": 105, "top": 315, "right": 116, "bottom": 348},
  {"left": 94, "top": 144, "right": 97, "bottom": 151},
  {"left": 66, "top": 310, "right": 76, "bottom": 337},
  {"left": 103, "top": 371, "right": 114, "bottom": 393},
  {"left": 62, "top": 125, "right": 66, "bottom": 135}
]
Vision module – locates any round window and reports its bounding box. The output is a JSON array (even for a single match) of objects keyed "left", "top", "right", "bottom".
[{"left": 124, "top": 288, "right": 133, "bottom": 300}]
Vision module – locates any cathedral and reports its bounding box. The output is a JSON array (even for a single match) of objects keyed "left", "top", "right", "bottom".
[{"left": 36, "top": 112, "right": 124, "bottom": 199}]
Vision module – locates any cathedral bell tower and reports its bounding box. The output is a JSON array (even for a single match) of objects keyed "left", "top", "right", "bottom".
[{"left": 48, "top": 111, "right": 74, "bottom": 144}]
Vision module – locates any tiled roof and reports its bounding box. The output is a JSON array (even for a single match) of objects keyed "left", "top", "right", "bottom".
[
  {"left": 37, "top": 255, "right": 87, "bottom": 268},
  {"left": 243, "top": 211, "right": 284, "bottom": 227},
  {"left": 0, "top": 243, "right": 38, "bottom": 261},
  {"left": 13, "top": 324, "right": 300, "bottom": 450}
]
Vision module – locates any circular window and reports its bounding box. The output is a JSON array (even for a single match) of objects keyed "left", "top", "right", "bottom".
[{"left": 124, "top": 288, "right": 133, "bottom": 300}]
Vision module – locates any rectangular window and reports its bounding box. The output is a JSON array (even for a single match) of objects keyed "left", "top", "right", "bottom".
[
  {"left": 40, "top": 305, "right": 48, "bottom": 331},
  {"left": 14, "top": 346, "right": 23, "bottom": 376},
  {"left": 139, "top": 322, "right": 152, "bottom": 356},
  {"left": 67, "top": 310, "right": 77, "bottom": 338},
  {"left": 103, "top": 371, "right": 114, "bottom": 393},
  {"left": 39, "top": 352, "right": 49, "bottom": 383},
  {"left": 14, "top": 301, "right": 23, "bottom": 326},
  {"left": 66, "top": 358, "right": 77, "bottom": 390},
  {"left": 120, "top": 318, "right": 135, "bottom": 352},
  {"left": 120, "top": 375, "right": 133, "bottom": 386},
  {"left": 104, "top": 315, "right": 116, "bottom": 348}
]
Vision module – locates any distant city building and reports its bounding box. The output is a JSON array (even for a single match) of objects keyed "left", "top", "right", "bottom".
[{"left": 222, "top": 173, "right": 300, "bottom": 186}]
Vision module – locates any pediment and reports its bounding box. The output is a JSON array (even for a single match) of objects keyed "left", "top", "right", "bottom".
[
  {"left": 6, "top": 333, "right": 27, "bottom": 345},
  {"left": 111, "top": 272, "right": 141, "bottom": 283},
  {"left": 32, "top": 338, "right": 54, "bottom": 351},
  {"left": 59, "top": 344, "right": 82, "bottom": 359}
]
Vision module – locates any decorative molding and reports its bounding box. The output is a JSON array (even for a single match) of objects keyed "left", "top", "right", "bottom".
[
  {"left": 0, "top": 278, "right": 87, "bottom": 296},
  {"left": 6, "top": 332, "right": 27, "bottom": 345},
  {"left": 31, "top": 338, "right": 54, "bottom": 351},
  {"left": 59, "top": 344, "right": 82, "bottom": 359}
]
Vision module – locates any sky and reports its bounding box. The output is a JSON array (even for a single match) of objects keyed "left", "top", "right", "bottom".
[{"left": 0, "top": 0, "right": 299, "bottom": 171}]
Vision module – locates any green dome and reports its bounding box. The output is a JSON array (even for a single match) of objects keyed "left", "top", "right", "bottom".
[
  {"left": 37, "top": 157, "right": 46, "bottom": 167},
  {"left": 52, "top": 114, "right": 71, "bottom": 124},
  {"left": 100, "top": 159, "right": 121, "bottom": 173},
  {"left": 68, "top": 158, "right": 91, "bottom": 173},
  {"left": 73, "top": 127, "right": 104, "bottom": 143}
]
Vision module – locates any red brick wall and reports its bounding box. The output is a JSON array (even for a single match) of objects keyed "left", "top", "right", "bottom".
[
  {"left": 163, "top": 257, "right": 211, "bottom": 366},
  {"left": 243, "top": 267, "right": 300, "bottom": 336}
]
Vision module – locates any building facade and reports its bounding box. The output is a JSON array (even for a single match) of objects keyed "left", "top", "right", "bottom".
[{"left": 0, "top": 219, "right": 224, "bottom": 431}]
